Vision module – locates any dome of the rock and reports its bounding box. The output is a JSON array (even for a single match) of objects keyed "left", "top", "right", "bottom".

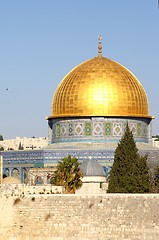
[
  {"left": 47, "top": 38, "right": 153, "bottom": 145},
  {"left": 52, "top": 56, "right": 150, "bottom": 119},
  {"left": 2, "top": 37, "right": 158, "bottom": 186}
]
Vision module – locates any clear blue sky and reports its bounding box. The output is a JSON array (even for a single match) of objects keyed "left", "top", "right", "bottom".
[{"left": 0, "top": 0, "right": 159, "bottom": 139}]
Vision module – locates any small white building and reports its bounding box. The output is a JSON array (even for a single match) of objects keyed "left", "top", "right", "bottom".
[
  {"left": 77, "top": 159, "right": 107, "bottom": 194},
  {"left": 152, "top": 137, "right": 159, "bottom": 148}
]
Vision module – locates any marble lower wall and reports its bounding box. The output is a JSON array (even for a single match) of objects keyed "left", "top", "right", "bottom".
[{"left": 0, "top": 193, "right": 159, "bottom": 239}]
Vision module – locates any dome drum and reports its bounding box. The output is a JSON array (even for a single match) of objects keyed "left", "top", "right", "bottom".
[{"left": 48, "top": 116, "right": 152, "bottom": 144}]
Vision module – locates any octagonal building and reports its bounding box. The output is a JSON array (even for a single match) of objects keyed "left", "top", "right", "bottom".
[
  {"left": 47, "top": 39, "right": 152, "bottom": 146},
  {"left": 2, "top": 38, "right": 158, "bottom": 182}
]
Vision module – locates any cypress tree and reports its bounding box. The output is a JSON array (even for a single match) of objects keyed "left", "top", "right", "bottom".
[
  {"left": 18, "top": 142, "right": 24, "bottom": 150},
  {"left": 152, "top": 165, "right": 159, "bottom": 193},
  {"left": 0, "top": 135, "right": 3, "bottom": 141},
  {"left": 107, "top": 124, "right": 150, "bottom": 193}
]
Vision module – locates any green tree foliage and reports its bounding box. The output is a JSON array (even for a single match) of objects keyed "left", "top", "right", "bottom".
[
  {"left": 51, "top": 155, "right": 83, "bottom": 193},
  {"left": 0, "top": 135, "right": 3, "bottom": 141},
  {"left": 107, "top": 124, "right": 150, "bottom": 193},
  {"left": 151, "top": 165, "right": 159, "bottom": 193},
  {"left": 0, "top": 146, "right": 4, "bottom": 151},
  {"left": 18, "top": 142, "right": 24, "bottom": 150}
]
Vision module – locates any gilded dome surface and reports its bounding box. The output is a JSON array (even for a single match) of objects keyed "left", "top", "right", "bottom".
[{"left": 52, "top": 56, "right": 149, "bottom": 118}]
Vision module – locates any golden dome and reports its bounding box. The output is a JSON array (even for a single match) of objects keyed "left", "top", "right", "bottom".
[{"left": 51, "top": 56, "right": 150, "bottom": 118}]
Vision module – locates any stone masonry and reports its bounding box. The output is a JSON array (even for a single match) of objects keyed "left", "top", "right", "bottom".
[
  {"left": 0, "top": 191, "right": 159, "bottom": 239},
  {"left": 0, "top": 156, "right": 2, "bottom": 184}
]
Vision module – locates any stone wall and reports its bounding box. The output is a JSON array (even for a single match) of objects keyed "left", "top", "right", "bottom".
[
  {"left": 0, "top": 156, "right": 2, "bottom": 184},
  {"left": 1, "top": 136, "right": 47, "bottom": 150},
  {"left": 0, "top": 183, "right": 64, "bottom": 195},
  {"left": 0, "top": 192, "right": 159, "bottom": 239}
]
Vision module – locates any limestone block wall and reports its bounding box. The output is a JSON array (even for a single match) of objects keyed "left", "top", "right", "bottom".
[
  {"left": 0, "top": 156, "right": 2, "bottom": 184},
  {"left": 1, "top": 193, "right": 159, "bottom": 239},
  {"left": 1, "top": 136, "right": 47, "bottom": 150},
  {"left": 0, "top": 183, "right": 64, "bottom": 195}
]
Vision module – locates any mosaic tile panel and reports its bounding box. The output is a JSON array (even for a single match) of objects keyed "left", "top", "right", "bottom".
[
  {"left": 137, "top": 123, "right": 141, "bottom": 137},
  {"left": 105, "top": 122, "right": 111, "bottom": 136},
  {"left": 69, "top": 124, "right": 73, "bottom": 136},
  {"left": 52, "top": 124, "right": 56, "bottom": 137},
  {"left": 56, "top": 124, "right": 60, "bottom": 137},
  {"left": 85, "top": 122, "right": 92, "bottom": 136},
  {"left": 2, "top": 141, "right": 159, "bottom": 183},
  {"left": 60, "top": 124, "right": 67, "bottom": 136},
  {"left": 74, "top": 123, "right": 84, "bottom": 136},
  {"left": 113, "top": 123, "right": 122, "bottom": 136},
  {"left": 142, "top": 126, "right": 147, "bottom": 137},
  {"left": 51, "top": 117, "right": 151, "bottom": 143},
  {"left": 48, "top": 126, "right": 52, "bottom": 144},
  {"left": 129, "top": 122, "right": 137, "bottom": 136},
  {"left": 93, "top": 122, "right": 103, "bottom": 136},
  {"left": 123, "top": 123, "right": 127, "bottom": 133}
]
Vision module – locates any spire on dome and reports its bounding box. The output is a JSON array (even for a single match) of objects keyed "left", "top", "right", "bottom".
[{"left": 98, "top": 35, "right": 102, "bottom": 57}]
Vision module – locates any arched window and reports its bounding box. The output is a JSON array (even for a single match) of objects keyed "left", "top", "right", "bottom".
[
  {"left": 35, "top": 176, "right": 44, "bottom": 185},
  {"left": 23, "top": 168, "right": 28, "bottom": 183},
  {"left": 11, "top": 168, "right": 20, "bottom": 178},
  {"left": 3, "top": 168, "right": 9, "bottom": 178}
]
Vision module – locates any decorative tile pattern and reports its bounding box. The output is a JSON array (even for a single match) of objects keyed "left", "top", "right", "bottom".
[
  {"left": 69, "top": 124, "right": 73, "bottom": 136},
  {"left": 2, "top": 143, "right": 159, "bottom": 183},
  {"left": 123, "top": 122, "right": 127, "bottom": 133},
  {"left": 51, "top": 117, "right": 151, "bottom": 143},
  {"left": 60, "top": 124, "right": 67, "bottom": 136},
  {"left": 48, "top": 126, "right": 52, "bottom": 143},
  {"left": 52, "top": 124, "right": 56, "bottom": 135},
  {"left": 113, "top": 123, "right": 122, "bottom": 136},
  {"left": 56, "top": 124, "right": 60, "bottom": 137},
  {"left": 137, "top": 123, "right": 141, "bottom": 137},
  {"left": 142, "top": 126, "right": 147, "bottom": 137},
  {"left": 129, "top": 122, "right": 137, "bottom": 136},
  {"left": 105, "top": 123, "right": 111, "bottom": 136},
  {"left": 93, "top": 122, "right": 103, "bottom": 136},
  {"left": 74, "top": 123, "right": 84, "bottom": 136},
  {"left": 85, "top": 122, "right": 92, "bottom": 136}
]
